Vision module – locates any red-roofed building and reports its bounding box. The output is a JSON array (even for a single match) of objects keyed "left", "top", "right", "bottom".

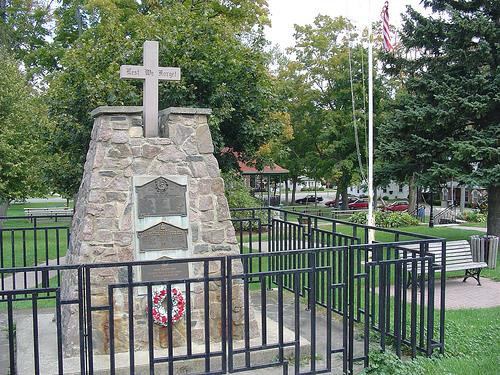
[{"left": 221, "top": 148, "right": 289, "bottom": 205}]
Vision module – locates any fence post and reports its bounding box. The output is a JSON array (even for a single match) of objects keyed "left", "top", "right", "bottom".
[{"left": 347, "top": 245, "right": 355, "bottom": 374}]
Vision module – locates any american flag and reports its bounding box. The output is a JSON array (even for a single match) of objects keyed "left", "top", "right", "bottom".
[{"left": 381, "top": 1, "right": 394, "bottom": 52}]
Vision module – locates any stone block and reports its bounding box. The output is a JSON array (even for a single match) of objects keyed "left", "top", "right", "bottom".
[
  {"left": 198, "top": 196, "right": 214, "bottom": 211},
  {"left": 202, "top": 229, "right": 225, "bottom": 244},
  {"left": 141, "top": 144, "right": 162, "bottom": 159},
  {"left": 157, "top": 145, "right": 184, "bottom": 162},
  {"left": 111, "top": 131, "right": 129, "bottom": 144},
  {"left": 129, "top": 126, "right": 143, "bottom": 138},
  {"left": 196, "top": 125, "right": 214, "bottom": 154}
]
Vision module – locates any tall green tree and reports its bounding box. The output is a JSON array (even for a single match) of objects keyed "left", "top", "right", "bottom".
[
  {"left": 0, "top": 49, "right": 47, "bottom": 216},
  {"left": 45, "top": 0, "right": 285, "bottom": 197},
  {"left": 380, "top": 0, "right": 500, "bottom": 235},
  {"left": 281, "top": 15, "right": 389, "bottom": 208},
  {"left": 0, "top": 0, "right": 53, "bottom": 79}
]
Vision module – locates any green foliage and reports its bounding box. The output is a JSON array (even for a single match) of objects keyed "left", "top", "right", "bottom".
[
  {"left": 0, "top": 48, "right": 48, "bottom": 202},
  {"left": 458, "top": 211, "right": 487, "bottom": 223},
  {"left": 378, "top": 0, "right": 500, "bottom": 235},
  {"left": 222, "top": 171, "right": 260, "bottom": 209},
  {"left": 348, "top": 211, "right": 419, "bottom": 228},
  {"left": 0, "top": 0, "right": 53, "bottom": 79},
  {"left": 42, "top": 1, "right": 283, "bottom": 196},
  {"left": 222, "top": 171, "right": 267, "bottom": 230},
  {"left": 277, "top": 15, "right": 391, "bottom": 203}
]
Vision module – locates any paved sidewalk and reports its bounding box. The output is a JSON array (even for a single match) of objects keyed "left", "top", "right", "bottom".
[
  {"left": 449, "top": 225, "right": 487, "bottom": 232},
  {"left": 1, "top": 256, "right": 66, "bottom": 290},
  {"left": 441, "top": 277, "right": 500, "bottom": 309}
]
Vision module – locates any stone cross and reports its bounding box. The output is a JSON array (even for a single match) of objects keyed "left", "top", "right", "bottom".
[{"left": 120, "top": 41, "right": 181, "bottom": 137}]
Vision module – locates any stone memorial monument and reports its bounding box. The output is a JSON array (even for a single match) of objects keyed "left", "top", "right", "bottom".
[{"left": 61, "top": 41, "right": 255, "bottom": 359}]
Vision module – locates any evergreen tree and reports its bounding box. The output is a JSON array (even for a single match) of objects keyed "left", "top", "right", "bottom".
[{"left": 379, "top": 0, "right": 499, "bottom": 235}]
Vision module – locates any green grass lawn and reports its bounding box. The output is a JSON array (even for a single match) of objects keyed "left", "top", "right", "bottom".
[
  {"left": 364, "top": 307, "right": 500, "bottom": 375},
  {"left": 1, "top": 203, "right": 70, "bottom": 268}
]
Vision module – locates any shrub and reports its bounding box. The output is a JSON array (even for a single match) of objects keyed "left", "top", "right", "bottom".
[
  {"left": 222, "top": 171, "right": 268, "bottom": 230},
  {"left": 348, "top": 211, "right": 419, "bottom": 228},
  {"left": 457, "top": 211, "right": 487, "bottom": 223}
]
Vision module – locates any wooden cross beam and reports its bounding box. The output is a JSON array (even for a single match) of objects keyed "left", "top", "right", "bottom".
[{"left": 120, "top": 41, "right": 181, "bottom": 137}]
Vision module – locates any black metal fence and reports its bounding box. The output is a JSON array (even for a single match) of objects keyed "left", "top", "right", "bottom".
[{"left": 0, "top": 209, "right": 445, "bottom": 374}]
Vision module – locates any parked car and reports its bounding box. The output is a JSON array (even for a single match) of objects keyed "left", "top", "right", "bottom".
[
  {"left": 325, "top": 196, "right": 356, "bottom": 208},
  {"left": 384, "top": 200, "right": 409, "bottom": 212},
  {"left": 295, "top": 195, "right": 324, "bottom": 204},
  {"left": 348, "top": 199, "right": 369, "bottom": 210}
]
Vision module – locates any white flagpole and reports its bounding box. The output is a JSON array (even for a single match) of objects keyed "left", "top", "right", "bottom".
[{"left": 367, "top": 0, "right": 375, "bottom": 242}]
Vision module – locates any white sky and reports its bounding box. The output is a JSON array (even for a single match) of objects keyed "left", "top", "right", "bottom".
[{"left": 264, "top": 0, "right": 428, "bottom": 50}]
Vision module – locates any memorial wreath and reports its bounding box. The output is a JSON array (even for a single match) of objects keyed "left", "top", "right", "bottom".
[{"left": 151, "top": 286, "right": 185, "bottom": 326}]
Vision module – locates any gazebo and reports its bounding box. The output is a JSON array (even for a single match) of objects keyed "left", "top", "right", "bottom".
[{"left": 237, "top": 160, "right": 289, "bottom": 206}]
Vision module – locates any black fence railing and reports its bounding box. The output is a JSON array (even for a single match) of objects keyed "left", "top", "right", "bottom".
[
  {"left": 433, "top": 204, "right": 458, "bottom": 225},
  {"left": 0, "top": 209, "right": 445, "bottom": 374}
]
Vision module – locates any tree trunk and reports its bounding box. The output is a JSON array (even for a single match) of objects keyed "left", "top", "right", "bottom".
[
  {"left": 408, "top": 175, "right": 417, "bottom": 212},
  {"left": 285, "top": 179, "right": 289, "bottom": 205},
  {"left": 291, "top": 177, "right": 297, "bottom": 204},
  {"left": 487, "top": 185, "right": 500, "bottom": 237},
  {"left": 340, "top": 185, "right": 349, "bottom": 210},
  {"left": 334, "top": 188, "right": 340, "bottom": 208}
]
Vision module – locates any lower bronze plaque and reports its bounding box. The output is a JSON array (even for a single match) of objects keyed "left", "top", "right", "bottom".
[
  {"left": 138, "top": 222, "right": 188, "bottom": 251},
  {"left": 141, "top": 256, "right": 189, "bottom": 282}
]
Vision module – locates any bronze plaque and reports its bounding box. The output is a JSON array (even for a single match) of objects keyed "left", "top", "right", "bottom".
[
  {"left": 138, "top": 222, "right": 188, "bottom": 251},
  {"left": 141, "top": 256, "right": 189, "bottom": 282},
  {"left": 136, "top": 177, "right": 187, "bottom": 218}
]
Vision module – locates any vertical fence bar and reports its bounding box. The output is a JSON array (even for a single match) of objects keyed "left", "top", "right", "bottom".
[
  {"left": 440, "top": 240, "right": 446, "bottom": 354},
  {"left": 227, "top": 259, "right": 234, "bottom": 372},
  {"left": 147, "top": 284, "right": 155, "bottom": 375},
  {"left": 32, "top": 292, "right": 40, "bottom": 375},
  {"left": 166, "top": 283, "right": 174, "bottom": 374},
  {"left": 410, "top": 258, "right": 418, "bottom": 358},
  {"left": 347, "top": 245, "right": 355, "bottom": 374},
  {"left": 127, "top": 265, "right": 135, "bottom": 374},
  {"left": 394, "top": 261, "right": 402, "bottom": 358},
  {"left": 426, "top": 259, "right": 435, "bottom": 356},
  {"left": 56, "top": 289, "right": 64, "bottom": 375},
  {"left": 310, "top": 252, "right": 317, "bottom": 373},
  {"left": 108, "top": 286, "right": 116, "bottom": 375},
  {"left": 203, "top": 262, "right": 211, "bottom": 373},
  {"left": 221, "top": 258, "right": 227, "bottom": 373},
  {"left": 7, "top": 294, "right": 16, "bottom": 375},
  {"left": 294, "top": 272, "right": 300, "bottom": 375}
]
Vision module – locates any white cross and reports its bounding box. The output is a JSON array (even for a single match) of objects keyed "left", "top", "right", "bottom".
[{"left": 120, "top": 41, "right": 181, "bottom": 137}]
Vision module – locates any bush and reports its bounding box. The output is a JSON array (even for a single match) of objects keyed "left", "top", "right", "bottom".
[
  {"left": 221, "top": 171, "right": 268, "bottom": 230},
  {"left": 457, "top": 211, "right": 487, "bottom": 223},
  {"left": 348, "top": 211, "right": 419, "bottom": 228}
]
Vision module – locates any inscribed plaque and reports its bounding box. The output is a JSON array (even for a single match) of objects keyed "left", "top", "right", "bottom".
[
  {"left": 138, "top": 222, "right": 188, "bottom": 251},
  {"left": 136, "top": 177, "right": 187, "bottom": 218},
  {"left": 141, "top": 256, "right": 189, "bottom": 282}
]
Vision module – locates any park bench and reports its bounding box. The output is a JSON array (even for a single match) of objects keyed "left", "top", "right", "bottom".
[
  {"left": 399, "top": 240, "right": 488, "bottom": 286},
  {"left": 24, "top": 207, "right": 73, "bottom": 222}
]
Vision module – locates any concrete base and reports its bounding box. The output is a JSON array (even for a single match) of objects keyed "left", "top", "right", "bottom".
[{"left": 15, "top": 311, "right": 310, "bottom": 375}]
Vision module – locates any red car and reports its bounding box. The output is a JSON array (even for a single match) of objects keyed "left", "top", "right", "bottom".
[
  {"left": 325, "top": 196, "right": 356, "bottom": 208},
  {"left": 348, "top": 199, "right": 369, "bottom": 210},
  {"left": 384, "top": 200, "right": 409, "bottom": 212}
]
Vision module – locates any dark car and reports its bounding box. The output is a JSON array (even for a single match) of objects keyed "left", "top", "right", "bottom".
[
  {"left": 295, "top": 195, "right": 324, "bottom": 204},
  {"left": 384, "top": 200, "right": 409, "bottom": 212},
  {"left": 325, "top": 196, "right": 357, "bottom": 208},
  {"left": 348, "top": 199, "right": 369, "bottom": 210}
]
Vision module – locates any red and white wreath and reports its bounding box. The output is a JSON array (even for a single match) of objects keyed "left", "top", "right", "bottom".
[{"left": 150, "top": 286, "right": 185, "bottom": 326}]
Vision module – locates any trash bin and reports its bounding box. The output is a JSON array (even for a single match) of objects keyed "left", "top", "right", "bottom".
[{"left": 470, "top": 235, "right": 499, "bottom": 269}]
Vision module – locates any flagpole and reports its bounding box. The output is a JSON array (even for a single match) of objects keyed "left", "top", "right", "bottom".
[{"left": 367, "top": 0, "right": 375, "bottom": 242}]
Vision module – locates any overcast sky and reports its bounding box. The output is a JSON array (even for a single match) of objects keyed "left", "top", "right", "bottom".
[{"left": 264, "top": 0, "right": 428, "bottom": 50}]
